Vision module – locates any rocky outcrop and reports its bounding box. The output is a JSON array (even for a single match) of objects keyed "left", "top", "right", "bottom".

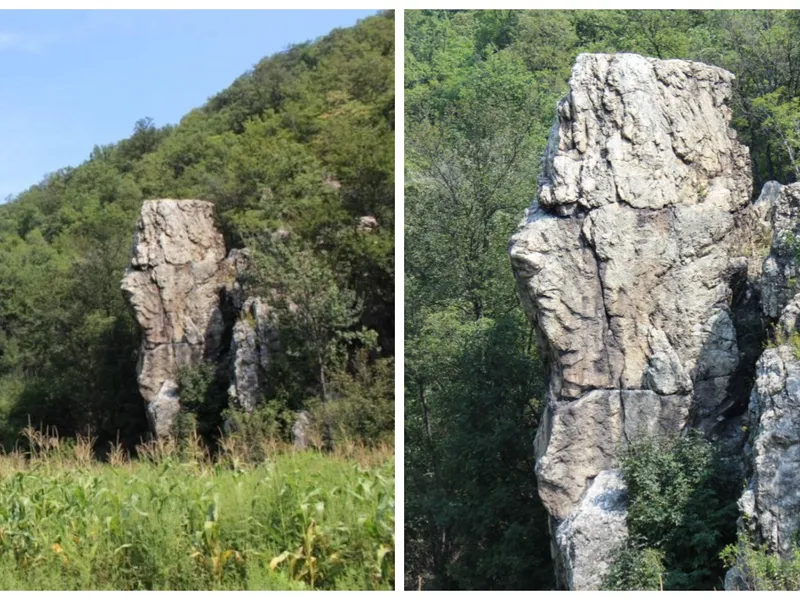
[
  {"left": 122, "top": 200, "right": 278, "bottom": 437},
  {"left": 741, "top": 340, "right": 800, "bottom": 556},
  {"left": 292, "top": 410, "right": 312, "bottom": 450},
  {"left": 122, "top": 200, "right": 234, "bottom": 436},
  {"left": 555, "top": 469, "right": 629, "bottom": 590},
  {"left": 509, "top": 53, "right": 765, "bottom": 588},
  {"left": 755, "top": 183, "right": 800, "bottom": 320},
  {"left": 358, "top": 215, "right": 379, "bottom": 233},
  {"left": 725, "top": 183, "right": 800, "bottom": 588},
  {"left": 228, "top": 297, "right": 277, "bottom": 412}
]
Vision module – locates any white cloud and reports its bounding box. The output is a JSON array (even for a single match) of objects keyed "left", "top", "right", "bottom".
[{"left": 0, "top": 31, "right": 56, "bottom": 53}]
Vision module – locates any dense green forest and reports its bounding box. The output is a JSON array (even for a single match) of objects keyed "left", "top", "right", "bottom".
[
  {"left": 404, "top": 9, "right": 800, "bottom": 590},
  {"left": 0, "top": 11, "right": 394, "bottom": 452}
]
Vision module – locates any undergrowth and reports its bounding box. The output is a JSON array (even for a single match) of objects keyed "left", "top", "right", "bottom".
[{"left": 721, "top": 533, "right": 800, "bottom": 590}]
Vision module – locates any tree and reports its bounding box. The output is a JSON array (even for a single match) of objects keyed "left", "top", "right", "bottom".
[
  {"left": 404, "top": 16, "right": 558, "bottom": 589},
  {"left": 249, "top": 234, "right": 368, "bottom": 449},
  {"left": 603, "top": 432, "right": 740, "bottom": 590}
]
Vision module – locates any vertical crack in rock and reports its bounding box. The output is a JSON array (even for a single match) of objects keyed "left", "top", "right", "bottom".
[{"left": 509, "top": 53, "right": 763, "bottom": 588}]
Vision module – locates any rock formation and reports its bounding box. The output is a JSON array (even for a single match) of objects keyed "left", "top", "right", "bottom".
[
  {"left": 228, "top": 296, "right": 277, "bottom": 412},
  {"left": 725, "top": 183, "right": 800, "bottom": 589},
  {"left": 122, "top": 199, "right": 276, "bottom": 437},
  {"left": 122, "top": 200, "right": 234, "bottom": 437},
  {"left": 554, "top": 469, "right": 628, "bottom": 590},
  {"left": 509, "top": 53, "right": 766, "bottom": 588}
]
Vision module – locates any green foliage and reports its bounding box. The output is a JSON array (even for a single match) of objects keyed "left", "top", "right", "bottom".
[
  {"left": 405, "top": 311, "right": 553, "bottom": 590},
  {"left": 248, "top": 234, "right": 383, "bottom": 449},
  {"left": 221, "top": 401, "right": 298, "bottom": 465},
  {"left": 606, "top": 432, "right": 740, "bottom": 590},
  {"left": 721, "top": 534, "right": 800, "bottom": 590},
  {"left": 0, "top": 12, "right": 394, "bottom": 450},
  {"left": 0, "top": 447, "right": 394, "bottom": 590},
  {"left": 603, "top": 542, "right": 666, "bottom": 591},
  {"left": 250, "top": 235, "right": 366, "bottom": 382},
  {"left": 317, "top": 351, "right": 395, "bottom": 447},
  {"left": 176, "top": 363, "right": 229, "bottom": 445}
]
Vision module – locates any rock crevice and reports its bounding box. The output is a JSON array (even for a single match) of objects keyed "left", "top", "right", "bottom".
[{"left": 726, "top": 182, "right": 800, "bottom": 589}]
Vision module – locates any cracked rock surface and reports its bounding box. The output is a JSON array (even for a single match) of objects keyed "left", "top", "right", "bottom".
[
  {"left": 741, "top": 340, "right": 800, "bottom": 559},
  {"left": 228, "top": 297, "right": 278, "bottom": 412},
  {"left": 555, "top": 469, "right": 628, "bottom": 591},
  {"left": 122, "top": 199, "right": 234, "bottom": 437},
  {"left": 725, "top": 183, "right": 800, "bottom": 589},
  {"left": 510, "top": 53, "right": 763, "bottom": 588}
]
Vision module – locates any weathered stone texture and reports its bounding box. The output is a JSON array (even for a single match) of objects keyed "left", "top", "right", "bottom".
[
  {"left": 555, "top": 469, "right": 629, "bottom": 591},
  {"left": 727, "top": 183, "right": 800, "bottom": 584},
  {"left": 510, "top": 53, "right": 765, "bottom": 588},
  {"left": 122, "top": 199, "right": 234, "bottom": 436},
  {"left": 511, "top": 53, "right": 753, "bottom": 522},
  {"left": 743, "top": 341, "right": 800, "bottom": 558},
  {"left": 228, "top": 297, "right": 277, "bottom": 412}
]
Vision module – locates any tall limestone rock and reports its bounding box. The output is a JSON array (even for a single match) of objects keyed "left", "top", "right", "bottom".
[
  {"left": 122, "top": 200, "right": 280, "bottom": 438},
  {"left": 509, "top": 53, "right": 763, "bottom": 588},
  {"left": 122, "top": 199, "right": 235, "bottom": 437}
]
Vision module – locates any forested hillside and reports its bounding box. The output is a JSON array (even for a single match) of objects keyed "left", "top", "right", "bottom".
[
  {"left": 405, "top": 9, "right": 800, "bottom": 590},
  {"left": 0, "top": 10, "right": 394, "bottom": 451}
]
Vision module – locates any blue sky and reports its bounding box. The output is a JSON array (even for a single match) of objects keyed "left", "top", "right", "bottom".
[{"left": 0, "top": 9, "right": 379, "bottom": 201}]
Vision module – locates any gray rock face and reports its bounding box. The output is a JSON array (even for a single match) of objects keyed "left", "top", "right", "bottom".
[
  {"left": 555, "top": 469, "right": 629, "bottom": 590},
  {"left": 358, "top": 215, "right": 379, "bottom": 232},
  {"left": 122, "top": 199, "right": 235, "bottom": 436},
  {"left": 726, "top": 183, "right": 800, "bottom": 582},
  {"left": 753, "top": 182, "right": 800, "bottom": 320},
  {"left": 292, "top": 410, "right": 312, "bottom": 450},
  {"left": 228, "top": 297, "right": 278, "bottom": 412},
  {"left": 149, "top": 379, "right": 182, "bottom": 439},
  {"left": 734, "top": 324, "right": 800, "bottom": 560},
  {"left": 534, "top": 389, "right": 690, "bottom": 520},
  {"left": 509, "top": 53, "right": 765, "bottom": 588}
]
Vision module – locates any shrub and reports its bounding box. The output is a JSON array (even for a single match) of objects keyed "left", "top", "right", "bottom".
[
  {"left": 177, "top": 362, "right": 229, "bottom": 445},
  {"left": 603, "top": 541, "right": 665, "bottom": 591},
  {"left": 721, "top": 533, "right": 800, "bottom": 590},
  {"left": 608, "top": 431, "right": 740, "bottom": 590},
  {"left": 313, "top": 352, "right": 394, "bottom": 447},
  {"left": 221, "top": 401, "right": 295, "bottom": 461}
]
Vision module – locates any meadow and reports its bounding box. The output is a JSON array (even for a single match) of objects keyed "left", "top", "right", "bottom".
[{"left": 0, "top": 429, "right": 394, "bottom": 590}]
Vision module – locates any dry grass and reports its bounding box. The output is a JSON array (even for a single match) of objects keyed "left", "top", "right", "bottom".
[{"left": 1, "top": 424, "right": 394, "bottom": 476}]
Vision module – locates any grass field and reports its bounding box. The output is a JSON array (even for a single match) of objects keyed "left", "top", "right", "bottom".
[{"left": 0, "top": 431, "right": 394, "bottom": 590}]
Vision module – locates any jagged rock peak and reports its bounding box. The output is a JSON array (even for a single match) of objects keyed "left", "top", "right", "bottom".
[
  {"left": 122, "top": 199, "right": 234, "bottom": 437},
  {"left": 129, "top": 199, "right": 228, "bottom": 270},
  {"left": 536, "top": 53, "right": 751, "bottom": 215},
  {"left": 510, "top": 53, "right": 762, "bottom": 588}
]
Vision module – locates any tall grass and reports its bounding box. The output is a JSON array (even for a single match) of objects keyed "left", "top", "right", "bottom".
[{"left": 0, "top": 428, "right": 394, "bottom": 590}]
